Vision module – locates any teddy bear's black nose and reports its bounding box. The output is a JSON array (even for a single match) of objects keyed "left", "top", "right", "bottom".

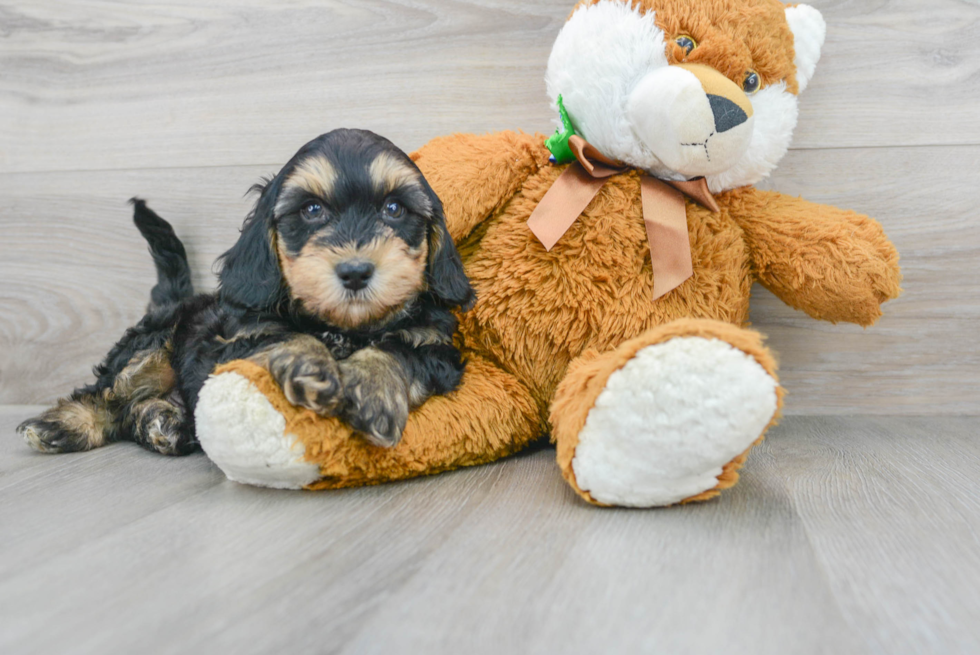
[
  {"left": 336, "top": 260, "right": 375, "bottom": 291},
  {"left": 707, "top": 95, "right": 749, "bottom": 133}
]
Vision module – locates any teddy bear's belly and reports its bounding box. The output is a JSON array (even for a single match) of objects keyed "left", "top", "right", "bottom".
[{"left": 457, "top": 177, "right": 753, "bottom": 408}]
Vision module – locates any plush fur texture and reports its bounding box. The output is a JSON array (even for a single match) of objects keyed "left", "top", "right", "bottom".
[
  {"left": 547, "top": 0, "right": 824, "bottom": 191},
  {"left": 203, "top": 128, "right": 898, "bottom": 502},
  {"left": 202, "top": 356, "right": 541, "bottom": 489},
  {"left": 195, "top": 371, "right": 321, "bottom": 489},
  {"left": 552, "top": 320, "right": 781, "bottom": 506},
  {"left": 192, "top": 0, "right": 900, "bottom": 506}
]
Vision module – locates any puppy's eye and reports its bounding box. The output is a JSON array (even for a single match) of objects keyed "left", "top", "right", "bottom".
[
  {"left": 742, "top": 70, "right": 761, "bottom": 94},
  {"left": 383, "top": 200, "right": 406, "bottom": 220},
  {"left": 301, "top": 201, "right": 324, "bottom": 221},
  {"left": 675, "top": 35, "right": 697, "bottom": 56}
]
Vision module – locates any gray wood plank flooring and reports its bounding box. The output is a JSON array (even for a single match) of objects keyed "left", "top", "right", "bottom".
[
  {"left": 2, "top": 407, "right": 979, "bottom": 655},
  {"left": 2, "top": 1, "right": 979, "bottom": 653}
]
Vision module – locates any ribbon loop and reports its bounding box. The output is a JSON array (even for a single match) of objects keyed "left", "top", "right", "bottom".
[
  {"left": 527, "top": 163, "right": 608, "bottom": 251},
  {"left": 568, "top": 135, "right": 623, "bottom": 178},
  {"left": 527, "top": 137, "right": 718, "bottom": 300}
]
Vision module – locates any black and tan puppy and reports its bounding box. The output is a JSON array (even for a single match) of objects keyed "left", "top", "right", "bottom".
[{"left": 19, "top": 129, "right": 474, "bottom": 455}]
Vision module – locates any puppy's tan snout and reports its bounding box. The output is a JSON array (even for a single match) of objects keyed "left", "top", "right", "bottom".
[{"left": 336, "top": 260, "right": 375, "bottom": 291}]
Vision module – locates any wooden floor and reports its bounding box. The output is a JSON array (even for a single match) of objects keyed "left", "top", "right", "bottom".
[
  {"left": 3, "top": 1, "right": 980, "bottom": 653},
  {"left": 2, "top": 408, "right": 980, "bottom": 654}
]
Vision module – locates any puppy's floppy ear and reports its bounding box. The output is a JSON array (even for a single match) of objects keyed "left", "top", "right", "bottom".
[
  {"left": 420, "top": 177, "right": 475, "bottom": 311},
  {"left": 217, "top": 176, "right": 286, "bottom": 310}
]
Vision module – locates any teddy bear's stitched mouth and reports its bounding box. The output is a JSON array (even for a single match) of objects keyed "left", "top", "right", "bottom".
[{"left": 681, "top": 131, "right": 715, "bottom": 162}]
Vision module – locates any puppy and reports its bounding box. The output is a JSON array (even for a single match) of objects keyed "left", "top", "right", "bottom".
[{"left": 19, "top": 129, "right": 475, "bottom": 455}]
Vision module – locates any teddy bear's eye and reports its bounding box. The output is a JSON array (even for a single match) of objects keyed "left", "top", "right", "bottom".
[
  {"left": 675, "top": 36, "right": 697, "bottom": 56},
  {"left": 743, "top": 70, "right": 761, "bottom": 94}
]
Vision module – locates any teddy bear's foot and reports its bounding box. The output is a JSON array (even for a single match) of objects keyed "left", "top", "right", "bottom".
[
  {"left": 195, "top": 355, "right": 543, "bottom": 490},
  {"left": 195, "top": 370, "right": 322, "bottom": 489},
  {"left": 552, "top": 319, "right": 783, "bottom": 507}
]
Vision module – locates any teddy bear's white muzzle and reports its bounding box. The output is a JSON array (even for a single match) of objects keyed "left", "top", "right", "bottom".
[{"left": 628, "top": 66, "right": 754, "bottom": 178}]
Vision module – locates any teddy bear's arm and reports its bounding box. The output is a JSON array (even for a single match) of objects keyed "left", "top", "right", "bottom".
[
  {"left": 412, "top": 131, "right": 547, "bottom": 244},
  {"left": 728, "top": 188, "right": 902, "bottom": 326}
]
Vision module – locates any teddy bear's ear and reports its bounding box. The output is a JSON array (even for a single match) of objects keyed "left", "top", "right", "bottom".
[{"left": 785, "top": 4, "right": 826, "bottom": 93}]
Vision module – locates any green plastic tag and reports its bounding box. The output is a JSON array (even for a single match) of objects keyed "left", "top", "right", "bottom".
[{"left": 545, "top": 95, "right": 578, "bottom": 165}]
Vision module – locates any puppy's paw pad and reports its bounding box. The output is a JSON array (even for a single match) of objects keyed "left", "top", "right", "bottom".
[
  {"left": 347, "top": 393, "right": 408, "bottom": 447},
  {"left": 278, "top": 356, "right": 343, "bottom": 416},
  {"left": 340, "top": 369, "right": 409, "bottom": 448}
]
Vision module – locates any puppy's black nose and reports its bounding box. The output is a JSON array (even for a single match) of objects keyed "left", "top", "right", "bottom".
[{"left": 336, "top": 261, "right": 375, "bottom": 291}]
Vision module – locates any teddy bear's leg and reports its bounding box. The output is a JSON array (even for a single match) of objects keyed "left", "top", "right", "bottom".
[
  {"left": 195, "top": 354, "right": 542, "bottom": 489},
  {"left": 551, "top": 319, "right": 783, "bottom": 507}
]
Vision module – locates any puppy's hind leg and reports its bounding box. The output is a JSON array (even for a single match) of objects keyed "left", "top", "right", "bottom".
[
  {"left": 124, "top": 397, "right": 194, "bottom": 456},
  {"left": 18, "top": 345, "right": 173, "bottom": 455},
  {"left": 110, "top": 345, "right": 196, "bottom": 455},
  {"left": 19, "top": 391, "right": 115, "bottom": 454}
]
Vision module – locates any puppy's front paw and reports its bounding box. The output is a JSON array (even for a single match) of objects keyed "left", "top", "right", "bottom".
[
  {"left": 339, "top": 351, "right": 409, "bottom": 448},
  {"left": 270, "top": 351, "right": 343, "bottom": 417}
]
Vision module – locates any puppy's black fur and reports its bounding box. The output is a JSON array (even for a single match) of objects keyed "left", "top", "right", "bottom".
[{"left": 19, "top": 129, "right": 474, "bottom": 455}]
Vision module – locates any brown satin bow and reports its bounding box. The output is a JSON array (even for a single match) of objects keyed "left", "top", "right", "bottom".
[{"left": 527, "top": 135, "right": 720, "bottom": 300}]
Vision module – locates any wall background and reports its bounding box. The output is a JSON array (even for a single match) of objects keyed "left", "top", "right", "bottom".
[{"left": 1, "top": 0, "right": 977, "bottom": 414}]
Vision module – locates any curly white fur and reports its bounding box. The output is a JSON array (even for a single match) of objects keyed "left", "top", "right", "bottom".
[
  {"left": 572, "top": 337, "right": 778, "bottom": 507},
  {"left": 196, "top": 372, "right": 321, "bottom": 489}
]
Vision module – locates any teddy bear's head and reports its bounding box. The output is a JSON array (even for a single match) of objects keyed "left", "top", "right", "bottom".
[{"left": 545, "top": 0, "right": 825, "bottom": 192}]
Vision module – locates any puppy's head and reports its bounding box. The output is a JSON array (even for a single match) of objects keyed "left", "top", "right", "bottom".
[{"left": 218, "top": 129, "right": 474, "bottom": 329}]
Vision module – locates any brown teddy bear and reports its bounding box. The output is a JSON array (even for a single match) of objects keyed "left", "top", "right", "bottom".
[{"left": 195, "top": 0, "right": 901, "bottom": 506}]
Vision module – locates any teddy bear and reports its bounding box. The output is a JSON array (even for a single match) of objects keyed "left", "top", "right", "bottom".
[{"left": 194, "top": 0, "right": 901, "bottom": 507}]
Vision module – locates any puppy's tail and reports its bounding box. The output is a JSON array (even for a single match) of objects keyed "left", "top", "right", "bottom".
[{"left": 130, "top": 198, "right": 194, "bottom": 311}]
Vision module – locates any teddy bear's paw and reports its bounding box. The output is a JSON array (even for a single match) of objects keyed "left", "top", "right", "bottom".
[
  {"left": 571, "top": 337, "right": 778, "bottom": 507},
  {"left": 195, "top": 371, "right": 321, "bottom": 489}
]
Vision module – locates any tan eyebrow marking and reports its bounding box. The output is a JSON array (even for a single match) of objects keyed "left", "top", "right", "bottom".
[
  {"left": 369, "top": 151, "right": 421, "bottom": 195},
  {"left": 281, "top": 154, "right": 337, "bottom": 200}
]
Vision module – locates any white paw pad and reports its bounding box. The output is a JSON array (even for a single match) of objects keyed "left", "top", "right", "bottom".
[
  {"left": 572, "top": 337, "right": 778, "bottom": 507},
  {"left": 195, "top": 372, "right": 321, "bottom": 489}
]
